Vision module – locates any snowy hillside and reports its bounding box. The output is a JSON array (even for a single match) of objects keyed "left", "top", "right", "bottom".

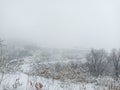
[{"left": 0, "top": 56, "right": 95, "bottom": 90}]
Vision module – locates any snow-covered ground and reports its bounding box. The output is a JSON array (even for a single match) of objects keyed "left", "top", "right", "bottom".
[
  {"left": 0, "top": 56, "right": 96, "bottom": 90},
  {"left": 0, "top": 72, "right": 95, "bottom": 90}
]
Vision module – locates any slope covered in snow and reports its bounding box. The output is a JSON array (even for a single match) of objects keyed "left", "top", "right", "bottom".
[
  {"left": 0, "top": 56, "right": 95, "bottom": 90},
  {"left": 0, "top": 72, "right": 95, "bottom": 90}
]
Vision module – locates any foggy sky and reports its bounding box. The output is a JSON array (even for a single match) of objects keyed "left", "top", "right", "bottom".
[{"left": 0, "top": 0, "right": 120, "bottom": 50}]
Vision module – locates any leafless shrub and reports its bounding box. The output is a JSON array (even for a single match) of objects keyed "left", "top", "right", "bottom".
[
  {"left": 108, "top": 49, "right": 120, "bottom": 81},
  {"left": 35, "top": 82, "right": 43, "bottom": 90},
  {"left": 86, "top": 49, "right": 108, "bottom": 77}
]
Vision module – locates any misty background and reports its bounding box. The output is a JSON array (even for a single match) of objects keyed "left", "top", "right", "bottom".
[{"left": 0, "top": 0, "right": 120, "bottom": 50}]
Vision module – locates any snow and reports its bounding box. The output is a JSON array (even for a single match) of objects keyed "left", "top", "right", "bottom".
[
  {"left": 0, "top": 72, "right": 95, "bottom": 90},
  {"left": 0, "top": 56, "right": 95, "bottom": 90}
]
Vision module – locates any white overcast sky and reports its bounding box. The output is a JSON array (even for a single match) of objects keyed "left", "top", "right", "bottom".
[{"left": 0, "top": 0, "right": 120, "bottom": 50}]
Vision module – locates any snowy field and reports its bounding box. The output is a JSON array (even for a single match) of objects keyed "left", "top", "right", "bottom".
[
  {"left": 0, "top": 56, "right": 96, "bottom": 90},
  {"left": 0, "top": 56, "right": 120, "bottom": 90},
  {"left": 0, "top": 72, "right": 95, "bottom": 90}
]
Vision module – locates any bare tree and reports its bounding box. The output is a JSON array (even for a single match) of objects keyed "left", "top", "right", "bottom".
[
  {"left": 0, "top": 38, "right": 6, "bottom": 84},
  {"left": 86, "top": 49, "right": 107, "bottom": 77},
  {"left": 109, "top": 49, "right": 120, "bottom": 81}
]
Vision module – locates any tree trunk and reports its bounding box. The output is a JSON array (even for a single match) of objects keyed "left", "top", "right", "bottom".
[
  {"left": 0, "top": 71, "right": 4, "bottom": 85},
  {"left": 115, "top": 70, "right": 119, "bottom": 81}
]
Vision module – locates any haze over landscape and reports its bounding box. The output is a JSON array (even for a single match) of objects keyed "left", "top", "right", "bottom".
[
  {"left": 1, "top": 0, "right": 120, "bottom": 90},
  {"left": 0, "top": 0, "right": 120, "bottom": 50}
]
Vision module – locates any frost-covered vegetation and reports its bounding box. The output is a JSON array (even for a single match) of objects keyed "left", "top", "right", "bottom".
[{"left": 0, "top": 39, "right": 120, "bottom": 90}]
